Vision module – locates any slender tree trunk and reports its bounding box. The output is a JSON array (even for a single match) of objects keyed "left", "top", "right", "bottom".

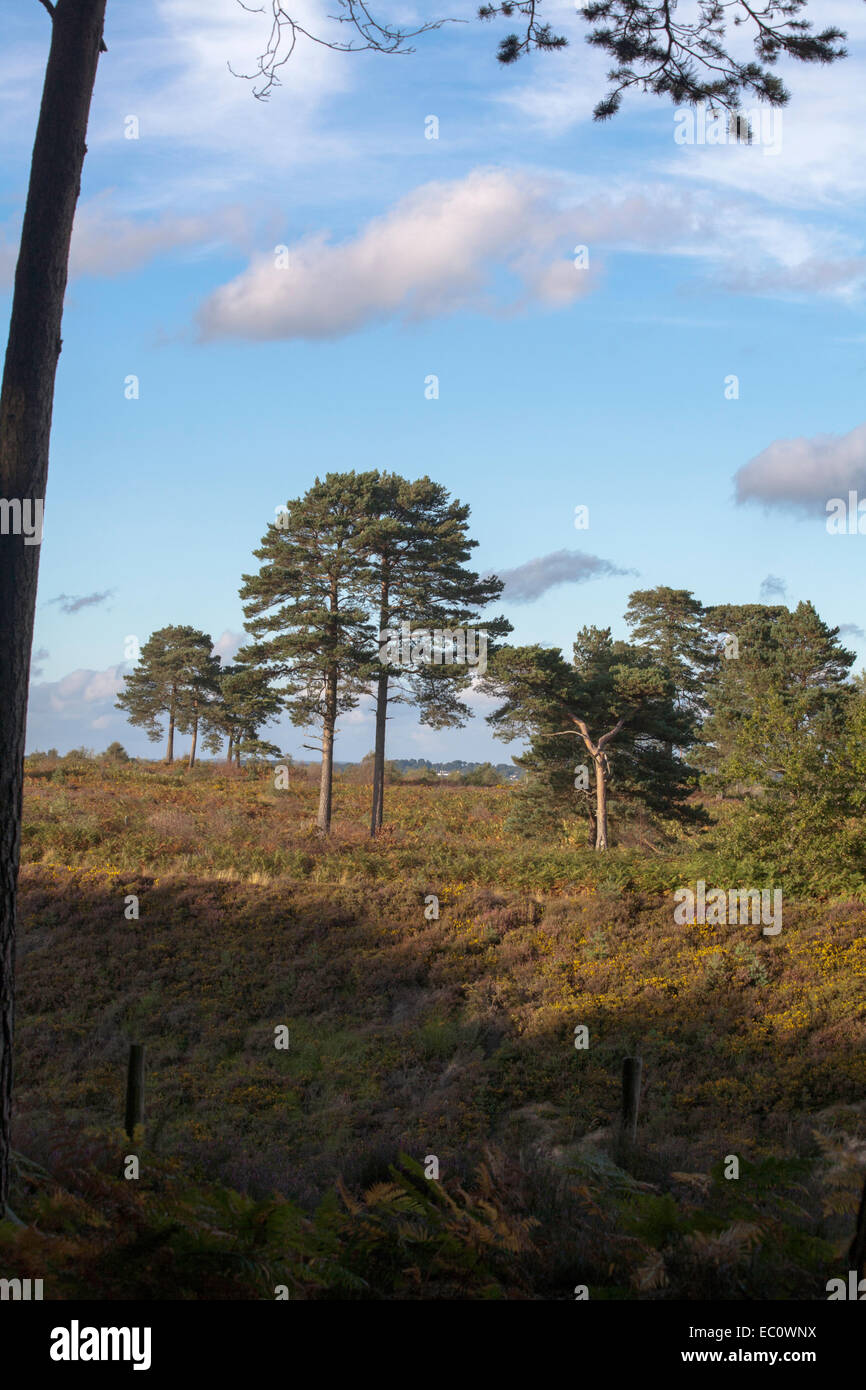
[
  {"left": 370, "top": 568, "right": 390, "bottom": 837},
  {"left": 370, "top": 668, "right": 388, "bottom": 836},
  {"left": 235, "top": 746, "right": 241, "bottom": 768},
  {"left": 0, "top": 0, "right": 106, "bottom": 1216},
  {"left": 165, "top": 700, "right": 175, "bottom": 764},
  {"left": 226, "top": 734, "right": 233, "bottom": 765},
  {"left": 317, "top": 668, "right": 338, "bottom": 834},
  {"left": 587, "top": 802, "right": 597, "bottom": 849},
  {"left": 572, "top": 716, "right": 625, "bottom": 854},
  {"left": 594, "top": 755, "right": 609, "bottom": 851},
  {"left": 187, "top": 709, "right": 198, "bottom": 769}
]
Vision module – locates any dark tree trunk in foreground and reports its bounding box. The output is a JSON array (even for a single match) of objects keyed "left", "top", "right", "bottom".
[{"left": 0, "top": 0, "right": 107, "bottom": 1215}]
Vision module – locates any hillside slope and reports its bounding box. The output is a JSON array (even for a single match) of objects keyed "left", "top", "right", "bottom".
[{"left": 5, "top": 759, "right": 866, "bottom": 1298}]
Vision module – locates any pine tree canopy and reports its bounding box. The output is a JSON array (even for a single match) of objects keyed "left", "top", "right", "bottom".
[{"left": 115, "top": 626, "right": 219, "bottom": 748}]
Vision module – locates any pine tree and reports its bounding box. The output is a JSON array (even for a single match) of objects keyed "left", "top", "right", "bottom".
[
  {"left": 239, "top": 474, "right": 376, "bottom": 832},
  {"left": 483, "top": 627, "right": 701, "bottom": 849},
  {"left": 177, "top": 649, "right": 222, "bottom": 769},
  {"left": 359, "top": 472, "right": 510, "bottom": 836},
  {"left": 206, "top": 658, "right": 284, "bottom": 766},
  {"left": 625, "top": 587, "right": 714, "bottom": 753},
  {"left": 699, "top": 600, "right": 855, "bottom": 789},
  {"left": 708, "top": 661, "right": 866, "bottom": 891},
  {"left": 625, "top": 586, "right": 713, "bottom": 706},
  {"left": 115, "top": 626, "right": 218, "bottom": 764}
]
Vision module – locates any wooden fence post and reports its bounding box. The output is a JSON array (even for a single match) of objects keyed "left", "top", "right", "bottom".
[{"left": 124, "top": 1044, "right": 144, "bottom": 1139}]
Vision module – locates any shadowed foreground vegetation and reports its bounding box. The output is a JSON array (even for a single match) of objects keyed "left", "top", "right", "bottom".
[{"left": 3, "top": 756, "right": 865, "bottom": 1298}]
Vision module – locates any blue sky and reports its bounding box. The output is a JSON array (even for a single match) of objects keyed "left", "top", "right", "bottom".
[{"left": 4, "top": 0, "right": 866, "bottom": 762}]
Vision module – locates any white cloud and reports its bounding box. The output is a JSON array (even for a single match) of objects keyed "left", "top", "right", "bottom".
[
  {"left": 735, "top": 422, "right": 866, "bottom": 515},
  {"left": 660, "top": 56, "right": 866, "bottom": 209},
  {"left": 341, "top": 703, "right": 375, "bottom": 727},
  {"left": 26, "top": 663, "right": 132, "bottom": 752},
  {"left": 198, "top": 166, "right": 866, "bottom": 341},
  {"left": 0, "top": 197, "right": 250, "bottom": 289},
  {"left": 70, "top": 198, "right": 249, "bottom": 279},
  {"left": 212, "top": 629, "right": 246, "bottom": 663},
  {"left": 198, "top": 167, "right": 596, "bottom": 340},
  {"left": 54, "top": 665, "right": 129, "bottom": 708}
]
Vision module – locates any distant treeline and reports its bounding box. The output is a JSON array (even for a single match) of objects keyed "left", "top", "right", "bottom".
[{"left": 342, "top": 758, "right": 523, "bottom": 779}]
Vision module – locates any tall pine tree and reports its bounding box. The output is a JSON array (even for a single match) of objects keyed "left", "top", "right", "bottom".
[
  {"left": 239, "top": 474, "right": 376, "bottom": 832},
  {"left": 359, "top": 472, "right": 510, "bottom": 836},
  {"left": 624, "top": 587, "right": 714, "bottom": 751}
]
